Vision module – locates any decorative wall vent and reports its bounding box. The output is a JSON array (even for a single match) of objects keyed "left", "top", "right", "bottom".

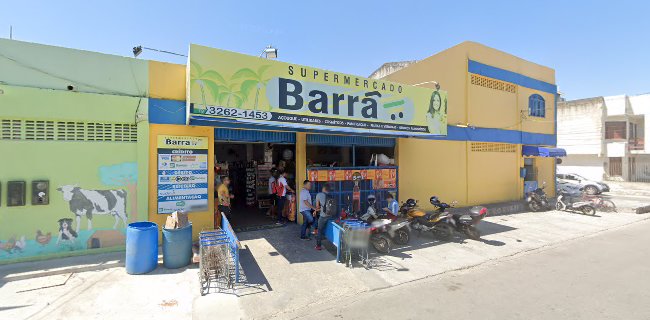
[
  {"left": 1, "top": 119, "right": 137, "bottom": 142},
  {"left": 470, "top": 74, "right": 517, "bottom": 94},
  {"left": 471, "top": 142, "right": 516, "bottom": 153}
]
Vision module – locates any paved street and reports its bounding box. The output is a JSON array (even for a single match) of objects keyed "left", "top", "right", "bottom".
[
  {"left": 291, "top": 217, "right": 650, "bottom": 320},
  {"left": 2, "top": 202, "right": 649, "bottom": 320}
]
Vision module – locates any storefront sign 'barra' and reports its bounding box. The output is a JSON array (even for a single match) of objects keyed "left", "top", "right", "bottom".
[{"left": 188, "top": 44, "right": 447, "bottom": 136}]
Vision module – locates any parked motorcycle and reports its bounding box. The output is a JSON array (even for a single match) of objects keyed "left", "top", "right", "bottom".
[
  {"left": 556, "top": 192, "right": 596, "bottom": 215},
  {"left": 527, "top": 181, "right": 552, "bottom": 212},
  {"left": 401, "top": 197, "right": 455, "bottom": 241},
  {"left": 359, "top": 195, "right": 410, "bottom": 253},
  {"left": 448, "top": 205, "right": 488, "bottom": 240}
]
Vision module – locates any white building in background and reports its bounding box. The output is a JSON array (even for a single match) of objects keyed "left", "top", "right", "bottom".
[{"left": 557, "top": 93, "right": 650, "bottom": 182}]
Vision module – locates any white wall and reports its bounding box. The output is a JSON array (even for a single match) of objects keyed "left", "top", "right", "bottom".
[
  {"left": 604, "top": 95, "right": 628, "bottom": 116},
  {"left": 629, "top": 94, "right": 650, "bottom": 154},
  {"left": 558, "top": 154, "right": 605, "bottom": 181},
  {"left": 607, "top": 142, "right": 627, "bottom": 157},
  {"left": 557, "top": 99, "right": 603, "bottom": 155}
]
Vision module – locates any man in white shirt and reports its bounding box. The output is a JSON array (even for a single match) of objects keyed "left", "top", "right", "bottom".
[{"left": 299, "top": 180, "right": 317, "bottom": 239}]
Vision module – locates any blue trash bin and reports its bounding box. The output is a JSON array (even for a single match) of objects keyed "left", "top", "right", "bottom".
[
  {"left": 125, "top": 221, "right": 159, "bottom": 274},
  {"left": 162, "top": 223, "right": 193, "bottom": 269}
]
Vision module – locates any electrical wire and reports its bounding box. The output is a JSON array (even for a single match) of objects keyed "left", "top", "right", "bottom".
[{"left": 0, "top": 51, "right": 147, "bottom": 98}]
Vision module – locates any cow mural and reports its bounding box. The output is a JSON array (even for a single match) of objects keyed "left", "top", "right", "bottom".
[{"left": 57, "top": 185, "right": 128, "bottom": 233}]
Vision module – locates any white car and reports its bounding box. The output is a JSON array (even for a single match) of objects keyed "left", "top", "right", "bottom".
[
  {"left": 556, "top": 173, "right": 610, "bottom": 195},
  {"left": 556, "top": 178, "right": 582, "bottom": 195}
]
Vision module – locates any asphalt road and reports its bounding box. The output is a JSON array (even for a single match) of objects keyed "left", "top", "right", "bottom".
[{"left": 297, "top": 218, "right": 650, "bottom": 320}]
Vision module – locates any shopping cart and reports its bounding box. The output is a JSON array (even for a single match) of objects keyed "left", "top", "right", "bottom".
[
  {"left": 198, "top": 229, "right": 233, "bottom": 295},
  {"left": 340, "top": 219, "right": 371, "bottom": 268}
]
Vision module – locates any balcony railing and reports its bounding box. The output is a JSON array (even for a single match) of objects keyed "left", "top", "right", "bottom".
[{"left": 629, "top": 138, "right": 645, "bottom": 151}]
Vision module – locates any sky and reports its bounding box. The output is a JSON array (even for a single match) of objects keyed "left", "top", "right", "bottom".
[{"left": 1, "top": 0, "right": 649, "bottom": 100}]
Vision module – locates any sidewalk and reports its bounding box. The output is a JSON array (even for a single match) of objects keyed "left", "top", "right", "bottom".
[{"left": 2, "top": 210, "right": 649, "bottom": 320}]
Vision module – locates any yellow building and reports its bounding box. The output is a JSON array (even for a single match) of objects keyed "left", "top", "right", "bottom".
[{"left": 148, "top": 41, "right": 560, "bottom": 231}]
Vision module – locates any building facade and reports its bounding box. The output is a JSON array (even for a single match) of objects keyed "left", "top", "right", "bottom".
[
  {"left": 0, "top": 39, "right": 558, "bottom": 264},
  {"left": 558, "top": 94, "right": 650, "bottom": 182}
]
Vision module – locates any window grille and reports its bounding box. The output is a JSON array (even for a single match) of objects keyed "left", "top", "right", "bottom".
[
  {"left": 471, "top": 142, "right": 516, "bottom": 153},
  {"left": 470, "top": 74, "right": 517, "bottom": 93},
  {"left": 1, "top": 118, "right": 137, "bottom": 142}
]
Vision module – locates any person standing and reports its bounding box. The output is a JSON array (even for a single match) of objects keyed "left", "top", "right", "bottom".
[
  {"left": 275, "top": 169, "right": 294, "bottom": 225},
  {"left": 217, "top": 176, "right": 234, "bottom": 221},
  {"left": 315, "top": 184, "right": 335, "bottom": 250},
  {"left": 267, "top": 167, "right": 278, "bottom": 217},
  {"left": 299, "top": 180, "right": 317, "bottom": 240}
]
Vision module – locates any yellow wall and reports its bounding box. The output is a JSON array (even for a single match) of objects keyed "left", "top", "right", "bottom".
[
  {"left": 396, "top": 139, "right": 468, "bottom": 210},
  {"left": 467, "top": 76, "right": 519, "bottom": 130},
  {"left": 384, "top": 46, "right": 467, "bottom": 125},
  {"left": 148, "top": 124, "right": 215, "bottom": 241},
  {"left": 388, "top": 41, "right": 558, "bottom": 206},
  {"left": 386, "top": 41, "right": 556, "bottom": 136},
  {"left": 535, "top": 157, "right": 556, "bottom": 197},
  {"left": 467, "top": 146, "right": 521, "bottom": 204},
  {"left": 149, "top": 61, "right": 186, "bottom": 101},
  {"left": 519, "top": 86, "right": 556, "bottom": 134}
]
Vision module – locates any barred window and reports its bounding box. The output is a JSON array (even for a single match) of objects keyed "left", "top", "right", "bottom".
[{"left": 528, "top": 94, "right": 546, "bottom": 118}]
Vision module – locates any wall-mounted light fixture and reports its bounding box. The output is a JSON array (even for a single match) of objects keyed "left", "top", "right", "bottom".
[{"left": 132, "top": 46, "right": 187, "bottom": 58}]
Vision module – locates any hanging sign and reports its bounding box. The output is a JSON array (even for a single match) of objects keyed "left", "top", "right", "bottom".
[
  {"left": 157, "top": 135, "right": 209, "bottom": 214},
  {"left": 188, "top": 44, "right": 448, "bottom": 136}
]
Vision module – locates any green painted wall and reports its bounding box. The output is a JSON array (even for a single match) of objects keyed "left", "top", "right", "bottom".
[{"left": 0, "top": 39, "right": 149, "bottom": 263}]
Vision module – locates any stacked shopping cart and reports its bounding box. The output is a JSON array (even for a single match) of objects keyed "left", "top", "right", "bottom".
[
  {"left": 198, "top": 229, "right": 235, "bottom": 295},
  {"left": 339, "top": 219, "right": 372, "bottom": 268}
]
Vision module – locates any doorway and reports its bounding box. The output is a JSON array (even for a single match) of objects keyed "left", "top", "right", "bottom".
[{"left": 214, "top": 141, "right": 296, "bottom": 230}]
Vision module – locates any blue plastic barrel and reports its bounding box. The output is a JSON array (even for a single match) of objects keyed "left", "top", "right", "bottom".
[
  {"left": 162, "top": 223, "right": 193, "bottom": 269},
  {"left": 125, "top": 222, "right": 159, "bottom": 274}
]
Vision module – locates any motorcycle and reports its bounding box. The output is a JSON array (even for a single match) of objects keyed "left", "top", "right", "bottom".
[
  {"left": 526, "top": 181, "right": 552, "bottom": 212},
  {"left": 556, "top": 192, "right": 596, "bottom": 215},
  {"left": 401, "top": 197, "right": 455, "bottom": 241},
  {"left": 448, "top": 205, "right": 488, "bottom": 240},
  {"left": 359, "top": 195, "right": 410, "bottom": 254}
]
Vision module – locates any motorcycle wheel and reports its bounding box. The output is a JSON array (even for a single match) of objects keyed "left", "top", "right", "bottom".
[
  {"left": 555, "top": 202, "right": 563, "bottom": 211},
  {"left": 582, "top": 206, "right": 596, "bottom": 216},
  {"left": 393, "top": 227, "right": 410, "bottom": 245},
  {"left": 371, "top": 234, "right": 391, "bottom": 254},
  {"left": 600, "top": 200, "right": 617, "bottom": 213},
  {"left": 432, "top": 224, "right": 454, "bottom": 241},
  {"left": 529, "top": 202, "right": 541, "bottom": 212},
  {"left": 464, "top": 226, "right": 481, "bottom": 241}
]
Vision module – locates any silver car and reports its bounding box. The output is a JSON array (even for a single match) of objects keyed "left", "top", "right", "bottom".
[{"left": 556, "top": 173, "right": 610, "bottom": 195}]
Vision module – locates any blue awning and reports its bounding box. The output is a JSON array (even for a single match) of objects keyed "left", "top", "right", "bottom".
[{"left": 522, "top": 146, "right": 567, "bottom": 157}]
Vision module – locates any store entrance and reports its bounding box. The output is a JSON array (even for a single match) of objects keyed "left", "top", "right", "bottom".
[{"left": 214, "top": 141, "right": 296, "bottom": 230}]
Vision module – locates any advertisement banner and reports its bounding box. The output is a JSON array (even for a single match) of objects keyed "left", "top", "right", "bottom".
[
  {"left": 157, "top": 135, "right": 209, "bottom": 214},
  {"left": 188, "top": 44, "right": 448, "bottom": 136},
  {"left": 307, "top": 167, "right": 397, "bottom": 190}
]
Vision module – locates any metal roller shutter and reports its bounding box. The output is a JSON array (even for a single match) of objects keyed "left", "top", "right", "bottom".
[
  {"left": 307, "top": 134, "right": 395, "bottom": 147},
  {"left": 215, "top": 128, "right": 295, "bottom": 143}
]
